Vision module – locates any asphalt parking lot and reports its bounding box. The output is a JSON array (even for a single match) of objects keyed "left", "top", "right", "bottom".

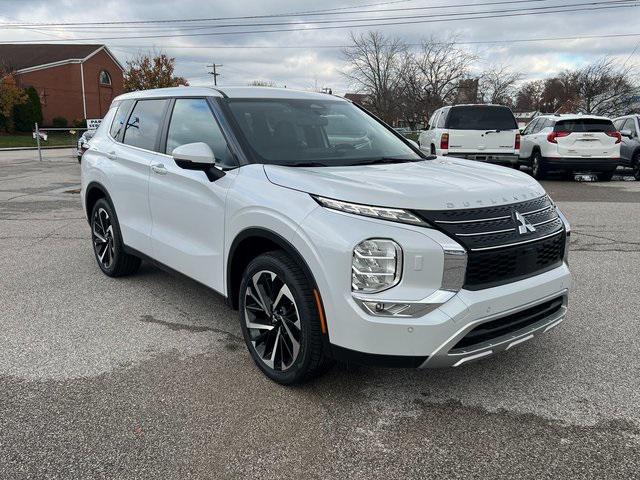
[{"left": 1, "top": 149, "right": 639, "bottom": 479}]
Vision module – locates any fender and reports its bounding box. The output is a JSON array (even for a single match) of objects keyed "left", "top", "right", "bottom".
[
  {"left": 226, "top": 227, "right": 319, "bottom": 310},
  {"left": 84, "top": 181, "right": 114, "bottom": 224}
]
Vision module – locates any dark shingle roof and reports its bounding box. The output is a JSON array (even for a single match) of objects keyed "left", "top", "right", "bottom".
[{"left": 0, "top": 44, "right": 104, "bottom": 71}]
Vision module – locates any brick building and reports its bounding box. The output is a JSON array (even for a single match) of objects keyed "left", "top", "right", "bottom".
[{"left": 0, "top": 44, "right": 124, "bottom": 126}]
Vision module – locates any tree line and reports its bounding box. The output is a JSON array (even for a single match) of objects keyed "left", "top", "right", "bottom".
[{"left": 342, "top": 31, "right": 639, "bottom": 128}]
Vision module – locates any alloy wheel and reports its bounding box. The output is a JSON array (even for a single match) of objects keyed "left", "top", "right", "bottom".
[
  {"left": 244, "top": 270, "right": 302, "bottom": 371},
  {"left": 92, "top": 207, "right": 115, "bottom": 269},
  {"left": 634, "top": 158, "right": 640, "bottom": 181},
  {"left": 532, "top": 155, "right": 540, "bottom": 177}
]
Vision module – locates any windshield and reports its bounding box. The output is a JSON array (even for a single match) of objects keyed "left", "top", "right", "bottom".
[
  {"left": 224, "top": 98, "right": 422, "bottom": 166},
  {"left": 446, "top": 105, "right": 518, "bottom": 131}
]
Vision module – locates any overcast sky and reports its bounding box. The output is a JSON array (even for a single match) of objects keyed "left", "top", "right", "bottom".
[{"left": 0, "top": 0, "right": 638, "bottom": 94}]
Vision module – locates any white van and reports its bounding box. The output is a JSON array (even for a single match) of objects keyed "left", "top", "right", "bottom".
[{"left": 418, "top": 104, "right": 520, "bottom": 167}]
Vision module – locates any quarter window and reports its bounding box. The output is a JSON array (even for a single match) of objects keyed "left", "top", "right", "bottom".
[
  {"left": 165, "top": 98, "right": 235, "bottom": 168},
  {"left": 123, "top": 99, "right": 168, "bottom": 151},
  {"left": 437, "top": 108, "right": 449, "bottom": 128},
  {"left": 109, "top": 100, "right": 134, "bottom": 140}
]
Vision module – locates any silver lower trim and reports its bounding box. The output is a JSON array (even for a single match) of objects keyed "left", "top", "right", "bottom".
[
  {"left": 353, "top": 289, "right": 456, "bottom": 318},
  {"left": 421, "top": 290, "right": 568, "bottom": 368}
]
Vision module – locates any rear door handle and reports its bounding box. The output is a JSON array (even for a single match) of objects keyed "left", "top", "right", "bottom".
[
  {"left": 107, "top": 151, "right": 117, "bottom": 160},
  {"left": 151, "top": 163, "right": 168, "bottom": 175}
]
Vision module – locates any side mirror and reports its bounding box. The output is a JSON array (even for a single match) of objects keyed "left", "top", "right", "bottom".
[
  {"left": 172, "top": 142, "right": 216, "bottom": 165},
  {"left": 172, "top": 142, "right": 225, "bottom": 181},
  {"left": 620, "top": 129, "right": 632, "bottom": 138}
]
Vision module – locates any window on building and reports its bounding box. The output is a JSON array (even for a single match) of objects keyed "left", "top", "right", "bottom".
[
  {"left": 99, "top": 70, "right": 112, "bottom": 86},
  {"left": 165, "top": 98, "right": 235, "bottom": 168},
  {"left": 123, "top": 99, "right": 168, "bottom": 151}
]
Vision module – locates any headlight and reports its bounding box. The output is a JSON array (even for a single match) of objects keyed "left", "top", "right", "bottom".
[
  {"left": 352, "top": 239, "right": 402, "bottom": 293},
  {"left": 313, "top": 195, "right": 427, "bottom": 226}
]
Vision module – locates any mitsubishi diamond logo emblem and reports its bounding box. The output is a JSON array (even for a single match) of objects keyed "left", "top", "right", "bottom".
[{"left": 514, "top": 211, "right": 536, "bottom": 235}]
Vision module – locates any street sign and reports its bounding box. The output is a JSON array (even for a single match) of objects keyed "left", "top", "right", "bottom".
[{"left": 87, "top": 119, "right": 102, "bottom": 130}]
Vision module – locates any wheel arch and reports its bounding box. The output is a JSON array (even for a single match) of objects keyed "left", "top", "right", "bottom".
[
  {"left": 226, "top": 228, "right": 318, "bottom": 310},
  {"left": 84, "top": 181, "right": 113, "bottom": 224}
]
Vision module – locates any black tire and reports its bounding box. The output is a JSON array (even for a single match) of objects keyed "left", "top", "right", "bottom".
[
  {"left": 597, "top": 170, "right": 614, "bottom": 182},
  {"left": 632, "top": 153, "right": 640, "bottom": 181},
  {"left": 90, "top": 198, "right": 141, "bottom": 277},
  {"left": 239, "top": 251, "right": 332, "bottom": 385},
  {"left": 531, "top": 150, "right": 547, "bottom": 180}
]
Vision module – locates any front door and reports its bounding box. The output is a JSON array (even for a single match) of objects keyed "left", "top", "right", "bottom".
[{"left": 148, "top": 98, "right": 238, "bottom": 292}]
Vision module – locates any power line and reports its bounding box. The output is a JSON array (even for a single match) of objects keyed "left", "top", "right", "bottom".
[
  {"left": 0, "top": 0, "right": 564, "bottom": 27},
  {"left": 106, "top": 33, "right": 640, "bottom": 50},
  {"left": 0, "top": 2, "right": 636, "bottom": 43}
]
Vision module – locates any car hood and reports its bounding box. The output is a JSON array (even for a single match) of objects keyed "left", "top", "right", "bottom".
[{"left": 263, "top": 157, "right": 546, "bottom": 210}]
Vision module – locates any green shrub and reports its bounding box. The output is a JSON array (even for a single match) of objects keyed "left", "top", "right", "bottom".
[
  {"left": 52, "top": 116, "right": 68, "bottom": 128},
  {"left": 13, "top": 87, "right": 43, "bottom": 132},
  {"left": 72, "top": 118, "right": 87, "bottom": 129}
]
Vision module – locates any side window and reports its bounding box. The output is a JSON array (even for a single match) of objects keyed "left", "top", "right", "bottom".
[
  {"left": 110, "top": 100, "right": 134, "bottom": 140},
  {"left": 429, "top": 111, "right": 439, "bottom": 130},
  {"left": 624, "top": 118, "right": 637, "bottom": 136},
  {"left": 437, "top": 108, "right": 449, "bottom": 128},
  {"left": 123, "top": 99, "right": 168, "bottom": 151},
  {"left": 613, "top": 119, "right": 624, "bottom": 130},
  {"left": 523, "top": 118, "right": 539, "bottom": 135},
  {"left": 165, "top": 98, "right": 236, "bottom": 168}
]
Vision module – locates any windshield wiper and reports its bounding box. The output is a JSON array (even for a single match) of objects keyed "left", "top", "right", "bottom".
[
  {"left": 288, "top": 162, "right": 329, "bottom": 167},
  {"left": 351, "top": 157, "right": 423, "bottom": 166}
]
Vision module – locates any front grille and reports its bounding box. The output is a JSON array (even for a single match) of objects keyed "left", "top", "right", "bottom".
[
  {"left": 451, "top": 296, "right": 564, "bottom": 351},
  {"left": 415, "top": 196, "right": 566, "bottom": 290}
]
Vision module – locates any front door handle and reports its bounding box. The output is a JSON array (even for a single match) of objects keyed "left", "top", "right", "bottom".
[
  {"left": 107, "top": 151, "right": 117, "bottom": 160},
  {"left": 151, "top": 163, "right": 168, "bottom": 175}
]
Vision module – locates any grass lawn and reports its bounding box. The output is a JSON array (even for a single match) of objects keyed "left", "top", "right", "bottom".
[{"left": 0, "top": 133, "right": 78, "bottom": 149}]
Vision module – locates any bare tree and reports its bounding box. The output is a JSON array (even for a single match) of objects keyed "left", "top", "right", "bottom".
[
  {"left": 568, "top": 58, "right": 638, "bottom": 116},
  {"left": 342, "top": 31, "right": 406, "bottom": 123},
  {"left": 411, "top": 35, "right": 476, "bottom": 114},
  {"left": 478, "top": 65, "right": 523, "bottom": 106}
]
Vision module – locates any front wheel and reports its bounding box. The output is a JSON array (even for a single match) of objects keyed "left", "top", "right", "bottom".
[{"left": 239, "top": 251, "right": 332, "bottom": 385}]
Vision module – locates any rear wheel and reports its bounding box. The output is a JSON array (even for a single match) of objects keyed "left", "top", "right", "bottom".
[
  {"left": 531, "top": 151, "right": 546, "bottom": 180},
  {"left": 632, "top": 153, "right": 640, "bottom": 181},
  {"left": 91, "top": 198, "right": 141, "bottom": 277},
  {"left": 239, "top": 251, "right": 332, "bottom": 385}
]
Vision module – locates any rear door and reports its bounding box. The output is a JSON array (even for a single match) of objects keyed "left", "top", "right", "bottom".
[
  {"left": 108, "top": 98, "right": 169, "bottom": 254},
  {"left": 446, "top": 105, "right": 519, "bottom": 155},
  {"left": 553, "top": 118, "right": 619, "bottom": 158},
  {"left": 519, "top": 117, "right": 540, "bottom": 158}
]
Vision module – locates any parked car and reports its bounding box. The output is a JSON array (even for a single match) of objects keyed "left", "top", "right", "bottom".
[
  {"left": 394, "top": 126, "right": 412, "bottom": 135},
  {"left": 418, "top": 104, "right": 521, "bottom": 167},
  {"left": 519, "top": 114, "right": 621, "bottom": 181},
  {"left": 77, "top": 130, "right": 95, "bottom": 162},
  {"left": 81, "top": 87, "right": 571, "bottom": 385},
  {"left": 613, "top": 115, "right": 640, "bottom": 180}
]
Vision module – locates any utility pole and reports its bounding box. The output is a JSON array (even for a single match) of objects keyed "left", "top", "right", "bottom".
[{"left": 207, "top": 63, "right": 223, "bottom": 86}]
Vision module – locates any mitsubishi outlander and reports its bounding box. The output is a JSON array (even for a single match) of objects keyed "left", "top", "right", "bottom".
[{"left": 81, "top": 87, "right": 572, "bottom": 384}]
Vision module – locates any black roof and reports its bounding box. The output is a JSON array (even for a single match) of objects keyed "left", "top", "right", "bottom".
[{"left": 0, "top": 44, "right": 104, "bottom": 71}]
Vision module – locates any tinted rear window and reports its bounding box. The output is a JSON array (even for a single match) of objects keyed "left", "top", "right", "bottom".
[
  {"left": 446, "top": 106, "right": 517, "bottom": 130},
  {"left": 554, "top": 119, "right": 615, "bottom": 133}
]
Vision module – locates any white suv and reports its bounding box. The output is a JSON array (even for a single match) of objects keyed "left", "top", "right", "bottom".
[
  {"left": 418, "top": 104, "right": 520, "bottom": 167},
  {"left": 519, "top": 114, "right": 621, "bottom": 180},
  {"left": 81, "top": 87, "right": 571, "bottom": 384}
]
